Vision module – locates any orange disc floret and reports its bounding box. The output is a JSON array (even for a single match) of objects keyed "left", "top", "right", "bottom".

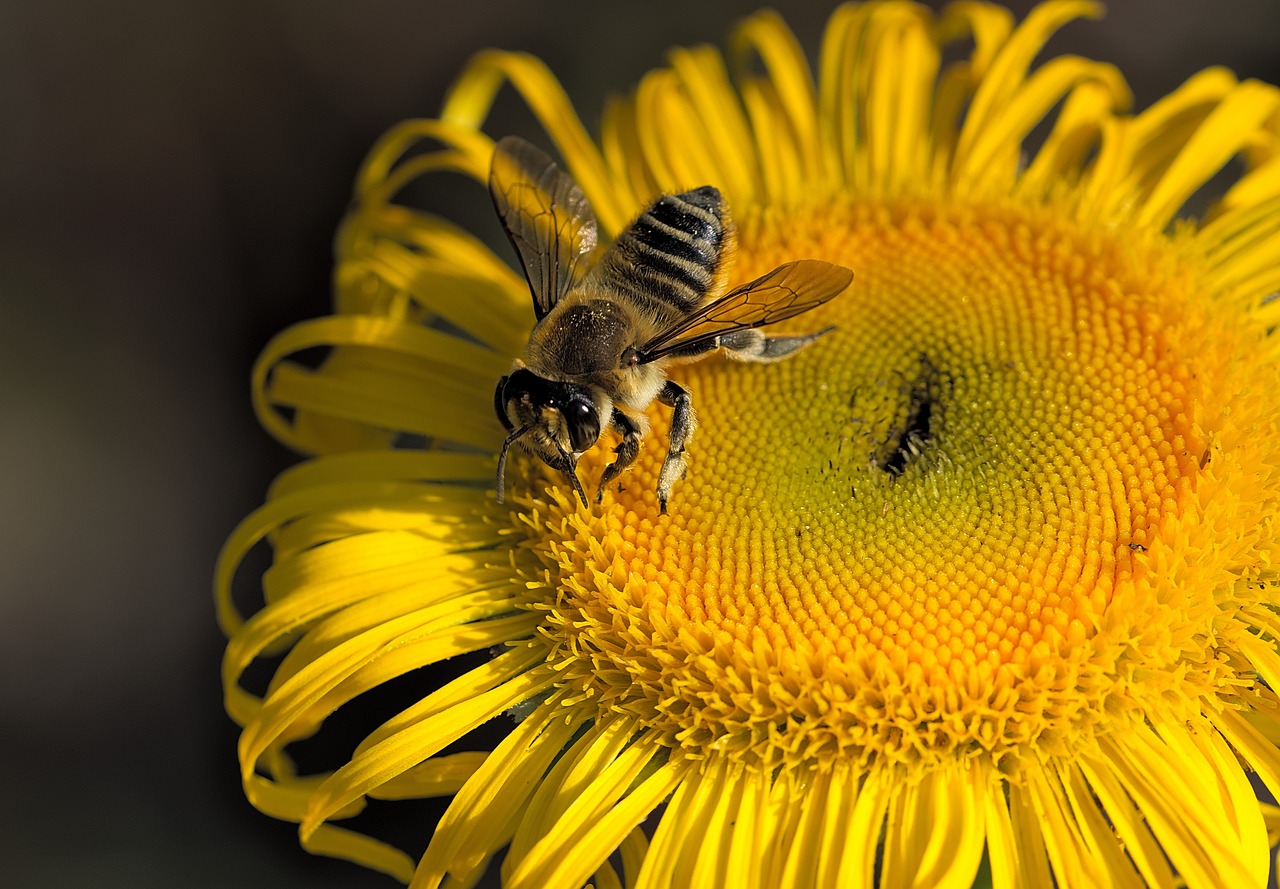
[{"left": 527, "top": 198, "right": 1217, "bottom": 776}]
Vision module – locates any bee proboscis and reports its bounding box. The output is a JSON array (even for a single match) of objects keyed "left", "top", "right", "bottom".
[{"left": 490, "top": 136, "right": 854, "bottom": 512}]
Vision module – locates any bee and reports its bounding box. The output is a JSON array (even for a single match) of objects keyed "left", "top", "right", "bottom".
[{"left": 490, "top": 136, "right": 854, "bottom": 512}]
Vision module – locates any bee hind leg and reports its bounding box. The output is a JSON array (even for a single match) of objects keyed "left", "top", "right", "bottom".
[
  {"left": 597, "top": 409, "right": 642, "bottom": 502},
  {"left": 720, "top": 325, "right": 835, "bottom": 363},
  {"left": 657, "top": 381, "right": 696, "bottom": 514}
]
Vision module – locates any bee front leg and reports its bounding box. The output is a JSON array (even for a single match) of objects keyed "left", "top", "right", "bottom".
[
  {"left": 544, "top": 444, "right": 590, "bottom": 507},
  {"left": 657, "top": 381, "right": 696, "bottom": 514},
  {"left": 597, "top": 409, "right": 642, "bottom": 502}
]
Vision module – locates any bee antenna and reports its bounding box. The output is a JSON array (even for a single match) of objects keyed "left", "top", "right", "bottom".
[{"left": 496, "top": 425, "right": 531, "bottom": 504}]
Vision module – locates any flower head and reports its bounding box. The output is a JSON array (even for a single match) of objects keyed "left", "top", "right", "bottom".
[{"left": 218, "top": 2, "right": 1280, "bottom": 887}]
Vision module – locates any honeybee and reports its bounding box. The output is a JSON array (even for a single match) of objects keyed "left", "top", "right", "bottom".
[{"left": 490, "top": 136, "right": 854, "bottom": 512}]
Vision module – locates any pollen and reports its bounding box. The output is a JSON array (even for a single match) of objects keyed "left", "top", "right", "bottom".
[{"left": 525, "top": 199, "right": 1210, "bottom": 773}]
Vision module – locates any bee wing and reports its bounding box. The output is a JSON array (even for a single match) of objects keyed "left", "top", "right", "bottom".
[
  {"left": 635, "top": 260, "right": 853, "bottom": 363},
  {"left": 489, "top": 136, "right": 599, "bottom": 321}
]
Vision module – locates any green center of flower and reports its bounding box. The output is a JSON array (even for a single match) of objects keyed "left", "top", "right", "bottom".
[{"left": 519, "top": 199, "right": 1210, "bottom": 773}]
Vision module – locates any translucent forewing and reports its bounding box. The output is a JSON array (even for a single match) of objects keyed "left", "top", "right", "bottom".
[
  {"left": 635, "top": 260, "right": 854, "bottom": 363},
  {"left": 488, "top": 136, "right": 599, "bottom": 320}
]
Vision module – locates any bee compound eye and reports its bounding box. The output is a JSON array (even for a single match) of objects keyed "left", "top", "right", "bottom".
[
  {"left": 493, "top": 376, "right": 514, "bottom": 430},
  {"left": 565, "top": 399, "right": 600, "bottom": 452}
]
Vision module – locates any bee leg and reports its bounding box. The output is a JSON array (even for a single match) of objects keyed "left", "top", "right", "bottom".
[
  {"left": 597, "top": 409, "right": 642, "bottom": 502},
  {"left": 657, "top": 381, "right": 696, "bottom": 514},
  {"left": 720, "top": 326, "right": 835, "bottom": 363},
  {"left": 546, "top": 444, "right": 590, "bottom": 507}
]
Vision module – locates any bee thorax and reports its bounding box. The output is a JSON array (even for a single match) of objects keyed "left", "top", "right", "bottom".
[{"left": 531, "top": 299, "right": 635, "bottom": 375}]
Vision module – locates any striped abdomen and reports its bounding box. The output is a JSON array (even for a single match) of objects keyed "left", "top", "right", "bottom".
[{"left": 589, "top": 186, "right": 731, "bottom": 315}]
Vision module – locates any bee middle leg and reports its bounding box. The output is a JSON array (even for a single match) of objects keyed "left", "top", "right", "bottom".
[
  {"left": 597, "top": 409, "right": 642, "bottom": 502},
  {"left": 657, "top": 380, "right": 696, "bottom": 513},
  {"left": 719, "top": 325, "right": 835, "bottom": 363}
]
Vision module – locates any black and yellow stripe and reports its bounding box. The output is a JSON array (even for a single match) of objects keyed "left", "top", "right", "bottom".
[{"left": 593, "top": 186, "right": 727, "bottom": 313}]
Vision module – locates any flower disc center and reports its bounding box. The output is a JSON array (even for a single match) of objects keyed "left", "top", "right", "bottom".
[{"left": 530, "top": 201, "right": 1205, "bottom": 767}]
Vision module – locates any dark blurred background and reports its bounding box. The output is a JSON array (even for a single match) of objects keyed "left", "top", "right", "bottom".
[{"left": 2, "top": 1, "right": 1279, "bottom": 886}]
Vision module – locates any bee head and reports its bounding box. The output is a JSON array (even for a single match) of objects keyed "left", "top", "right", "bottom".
[{"left": 496, "top": 369, "right": 601, "bottom": 453}]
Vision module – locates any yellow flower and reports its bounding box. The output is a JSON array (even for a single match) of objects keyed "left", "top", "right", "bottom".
[{"left": 216, "top": 2, "right": 1280, "bottom": 887}]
